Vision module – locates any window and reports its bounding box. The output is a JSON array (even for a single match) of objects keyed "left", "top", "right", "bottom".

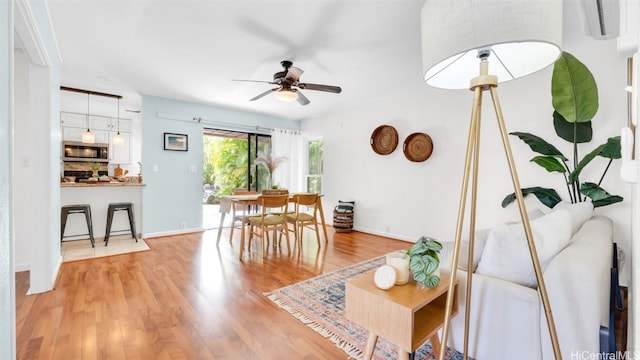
[{"left": 307, "top": 138, "right": 323, "bottom": 193}]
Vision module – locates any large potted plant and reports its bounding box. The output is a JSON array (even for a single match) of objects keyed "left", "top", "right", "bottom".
[{"left": 502, "top": 52, "right": 622, "bottom": 209}]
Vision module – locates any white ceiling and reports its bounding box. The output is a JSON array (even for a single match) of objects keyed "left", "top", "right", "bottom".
[
  {"left": 48, "top": 0, "right": 429, "bottom": 121},
  {"left": 47, "top": 0, "right": 593, "bottom": 122}
]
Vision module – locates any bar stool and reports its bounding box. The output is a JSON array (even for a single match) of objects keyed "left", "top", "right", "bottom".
[
  {"left": 104, "top": 202, "right": 138, "bottom": 246},
  {"left": 61, "top": 204, "right": 95, "bottom": 247}
]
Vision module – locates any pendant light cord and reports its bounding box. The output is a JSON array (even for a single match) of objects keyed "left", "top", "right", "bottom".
[{"left": 117, "top": 98, "right": 120, "bottom": 133}]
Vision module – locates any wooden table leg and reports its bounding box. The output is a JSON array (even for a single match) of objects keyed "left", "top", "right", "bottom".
[
  {"left": 238, "top": 220, "right": 246, "bottom": 260},
  {"left": 363, "top": 332, "right": 378, "bottom": 360},
  {"left": 317, "top": 197, "right": 329, "bottom": 242},
  {"left": 216, "top": 212, "right": 226, "bottom": 247},
  {"left": 397, "top": 346, "right": 410, "bottom": 360},
  {"left": 429, "top": 334, "right": 441, "bottom": 360}
]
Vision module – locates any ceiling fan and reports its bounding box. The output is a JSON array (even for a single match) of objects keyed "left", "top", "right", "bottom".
[{"left": 233, "top": 60, "right": 342, "bottom": 106}]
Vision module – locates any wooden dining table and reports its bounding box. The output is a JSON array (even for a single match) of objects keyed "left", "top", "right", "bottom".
[{"left": 215, "top": 193, "right": 329, "bottom": 259}]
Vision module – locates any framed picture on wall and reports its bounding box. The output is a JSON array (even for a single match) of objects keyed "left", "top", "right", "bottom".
[{"left": 164, "top": 133, "right": 188, "bottom": 151}]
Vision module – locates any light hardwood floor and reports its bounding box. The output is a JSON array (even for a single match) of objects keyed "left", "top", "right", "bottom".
[
  {"left": 16, "top": 227, "right": 412, "bottom": 359},
  {"left": 15, "top": 228, "right": 628, "bottom": 359}
]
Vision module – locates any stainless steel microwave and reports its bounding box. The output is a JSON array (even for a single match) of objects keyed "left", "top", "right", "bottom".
[{"left": 62, "top": 141, "right": 109, "bottom": 162}]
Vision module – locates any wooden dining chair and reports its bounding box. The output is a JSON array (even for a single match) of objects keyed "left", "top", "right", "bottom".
[
  {"left": 262, "top": 189, "right": 293, "bottom": 215},
  {"left": 286, "top": 193, "right": 322, "bottom": 248},
  {"left": 229, "top": 189, "right": 258, "bottom": 245},
  {"left": 247, "top": 194, "right": 291, "bottom": 254},
  {"left": 261, "top": 189, "right": 289, "bottom": 195}
]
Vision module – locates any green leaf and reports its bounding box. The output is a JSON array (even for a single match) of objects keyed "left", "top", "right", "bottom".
[
  {"left": 409, "top": 256, "right": 426, "bottom": 272},
  {"left": 569, "top": 144, "right": 605, "bottom": 182},
  {"left": 551, "top": 52, "right": 599, "bottom": 123},
  {"left": 553, "top": 111, "right": 592, "bottom": 143},
  {"left": 502, "top": 187, "right": 562, "bottom": 209},
  {"left": 601, "top": 136, "right": 621, "bottom": 159},
  {"left": 423, "top": 275, "right": 440, "bottom": 288},
  {"left": 580, "top": 182, "right": 615, "bottom": 201},
  {"left": 413, "top": 271, "right": 428, "bottom": 284},
  {"left": 510, "top": 132, "right": 568, "bottom": 161},
  {"left": 569, "top": 137, "right": 622, "bottom": 182},
  {"left": 531, "top": 156, "right": 566, "bottom": 173},
  {"left": 592, "top": 196, "right": 624, "bottom": 208},
  {"left": 580, "top": 183, "right": 623, "bottom": 208},
  {"left": 421, "top": 254, "right": 439, "bottom": 275},
  {"left": 407, "top": 242, "right": 429, "bottom": 257},
  {"left": 423, "top": 240, "right": 443, "bottom": 252}
]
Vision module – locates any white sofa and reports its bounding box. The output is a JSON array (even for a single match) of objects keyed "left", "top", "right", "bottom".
[{"left": 443, "top": 204, "right": 613, "bottom": 360}]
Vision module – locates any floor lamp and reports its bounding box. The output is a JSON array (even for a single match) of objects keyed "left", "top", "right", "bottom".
[{"left": 419, "top": 1, "right": 564, "bottom": 359}]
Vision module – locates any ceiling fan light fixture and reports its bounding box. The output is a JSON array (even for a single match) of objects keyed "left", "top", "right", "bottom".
[{"left": 275, "top": 88, "right": 298, "bottom": 102}]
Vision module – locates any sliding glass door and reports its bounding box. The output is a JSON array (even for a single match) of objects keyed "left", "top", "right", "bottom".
[
  {"left": 248, "top": 134, "right": 272, "bottom": 192},
  {"left": 203, "top": 128, "right": 271, "bottom": 199}
]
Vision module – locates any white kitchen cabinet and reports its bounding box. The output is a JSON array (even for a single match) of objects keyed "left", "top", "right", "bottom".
[
  {"left": 61, "top": 112, "right": 133, "bottom": 163},
  {"left": 62, "top": 127, "right": 85, "bottom": 142},
  {"left": 113, "top": 118, "right": 133, "bottom": 132},
  {"left": 62, "top": 127, "right": 108, "bottom": 144},
  {"left": 62, "top": 112, "right": 132, "bottom": 132},
  {"left": 109, "top": 132, "right": 132, "bottom": 164},
  {"left": 89, "top": 115, "right": 112, "bottom": 131},
  {"left": 60, "top": 112, "right": 87, "bottom": 128}
]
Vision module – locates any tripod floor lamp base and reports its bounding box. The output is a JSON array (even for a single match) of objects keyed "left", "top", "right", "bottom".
[{"left": 437, "top": 59, "right": 562, "bottom": 360}]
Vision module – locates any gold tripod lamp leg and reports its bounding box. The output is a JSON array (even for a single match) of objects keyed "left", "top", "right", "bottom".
[{"left": 438, "top": 59, "right": 562, "bottom": 360}]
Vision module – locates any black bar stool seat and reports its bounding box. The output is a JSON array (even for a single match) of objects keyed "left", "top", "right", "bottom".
[
  {"left": 61, "top": 204, "right": 95, "bottom": 247},
  {"left": 104, "top": 202, "right": 138, "bottom": 246}
]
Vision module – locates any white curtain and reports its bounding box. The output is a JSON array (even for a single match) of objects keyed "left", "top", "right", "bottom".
[{"left": 271, "top": 128, "right": 304, "bottom": 192}]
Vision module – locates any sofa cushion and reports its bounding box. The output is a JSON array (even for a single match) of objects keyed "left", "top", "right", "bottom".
[
  {"left": 440, "top": 228, "right": 490, "bottom": 272},
  {"left": 553, "top": 201, "right": 594, "bottom": 236},
  {"left": 475, "top": 209, "right": 572, "bottom": 288}
]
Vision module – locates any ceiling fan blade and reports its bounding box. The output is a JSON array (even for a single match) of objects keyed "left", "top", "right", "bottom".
[
  {"left": 285, "top": 66, "right": 304, "bottom": 82},
  {"left": 296, "top": 90, "right": 310, "bottom": 106},
  {"left": 250, "top": 87, "right": 280, "bottom": 101},
  {"left": 297, "top": 83, "right": 342, "bottom": 93},
  {"left": 232, "top": 79, "right": 277, "bottom": 84}
]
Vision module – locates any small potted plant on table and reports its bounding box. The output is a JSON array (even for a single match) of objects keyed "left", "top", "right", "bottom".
[{"left": 407, "top": 236, "right": 443, "bottom": 288}]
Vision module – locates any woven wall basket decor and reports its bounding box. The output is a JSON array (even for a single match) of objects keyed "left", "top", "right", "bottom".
[
  {"left": 403, "top": 132, "right": 433, "bottom": 162},
  {"left": 370, "top": 125, "right": 399, "bottom": 155}
]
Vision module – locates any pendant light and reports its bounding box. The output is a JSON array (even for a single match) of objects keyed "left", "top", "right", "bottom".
[
  {"left": 112, "top": 98, "right": 124, "bottom": 146},
  {"left": 82, "top": 93, "right": 95, "bottom": 144}
]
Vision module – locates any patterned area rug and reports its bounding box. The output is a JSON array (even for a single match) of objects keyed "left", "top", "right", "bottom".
[{"left": 264, "top": 256, "right": 464, "bottom": 360}]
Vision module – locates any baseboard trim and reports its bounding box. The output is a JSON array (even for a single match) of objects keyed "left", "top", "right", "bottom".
[
  {"left": 349, "top": 226, "right": 415, "bottom": 243},
  {"left": 15, "top": 262, "right": 30, "bottom": 272},
  {"left": 144, "top": 228, "right": 204, "bottom": 239}
]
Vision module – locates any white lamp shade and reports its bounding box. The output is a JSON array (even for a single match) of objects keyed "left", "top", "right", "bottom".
[
  {"left": 82, "top": 129, "right": 95, "bottom": 144},
  {"left": 275, "top": 89, "right": 299, "bottom": 102},
  {"left": 421, "top": 0, "right": 563, "bottom": 89}
]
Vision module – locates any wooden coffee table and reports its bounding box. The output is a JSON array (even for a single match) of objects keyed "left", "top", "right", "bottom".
[{"left": 345, "top": 271, "right": 458, "bottom": 360}]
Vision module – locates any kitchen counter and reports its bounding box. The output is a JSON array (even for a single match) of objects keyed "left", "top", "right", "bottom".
[
  {"left": 61, "top": 184, "right": 144, "bottom": 241},
  {"left": 60, "top": 182, "right": 145, "bottom": 187}
]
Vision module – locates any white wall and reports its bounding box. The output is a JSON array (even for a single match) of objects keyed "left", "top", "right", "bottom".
[
  {"left": 303, "top": 38, "right": 633, "bottom": 284},
  {"left": 12, "top": 50, "right": 32, "bottom": 271},
  {"left": 0, "top": 2, "right": 15, "bottom": 358},
  {"left": 140, "top": 95, "right": 300, "bottom": 237},
  {"left": 12, "top": 0, "right": 62, "bottom": 295}
]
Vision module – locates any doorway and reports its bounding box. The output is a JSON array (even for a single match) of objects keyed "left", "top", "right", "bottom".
[{"left": 202, "top": 128, "right": 271, "bottom": 229}]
